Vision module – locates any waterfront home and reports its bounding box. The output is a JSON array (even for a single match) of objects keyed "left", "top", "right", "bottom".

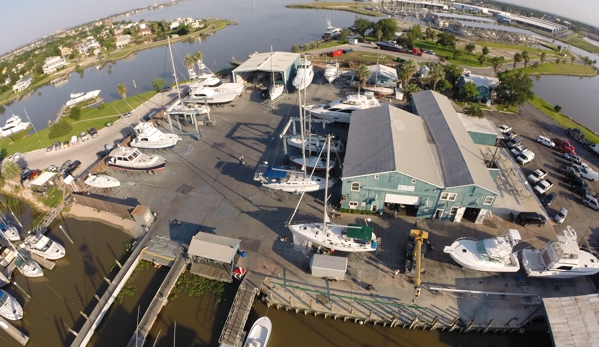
[
  {"left": 138, "top": 23, "right": 152, "bottom": 36},
  {"left": 12, "top": 75, "right": 33, "bottom": 93},
  {"left": 169, "top": 19, "right": 180, "bottom": 31},
  {"left": 75, "top": 36, "right": 101, "bottom": 56},
  {"left": 59, "top": 46, "right": 73, "bottom": 58},
  {"left": 458, "top": 74, "right": 499, "bottom": 102},
  {"left": 42, "top": 56, "right": 67, "bottom": 74},
  {"left": 114, "top": 27, "right": 125, "bottom": 37},
  {"left": 116, "top": 35, "right": 131, "bottom": 49}
]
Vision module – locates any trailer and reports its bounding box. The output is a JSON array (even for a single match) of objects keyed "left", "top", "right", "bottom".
[{"left": 310, "top": 254, "right": 347, "bottom": 281}]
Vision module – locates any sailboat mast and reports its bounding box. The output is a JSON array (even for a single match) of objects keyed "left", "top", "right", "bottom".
[
  {"left": 166, "top": 37, "right": 178, "bottom": 133},
  {"left": 298, "top": 56, "right": 307, "bottom": 176},
  {"left": 323, "top": 135, "right": 331, "bottom": 229}
]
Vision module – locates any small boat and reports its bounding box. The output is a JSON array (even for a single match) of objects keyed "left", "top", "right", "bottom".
[
  {"left": 374, "top": 41, "right": 404, "bottom": 53},
  {"left": 106, "top": 147, "right": 167, "bottom": 172},
  {"left": 14, "top": 249, "right": 44, "bottom": 278},
  {"left": 243, "top": 316, "right": 272, "bottom": 347},
  {"left": 187, "top": 86, "right": 237, "bottom": 104},
  {"left": 130, "top": 122, "right": 182, "bottom": 149},
  {"left": 362, "top": 85, "right": 395, "bottom": 96},
  {"left": 0, "top": 115, "right": 31, "bottom": 138},
  {"left": 0, "top": 220, "right": 20, "bottom": 242},
  {"left": 22, "top": 231, "right": 66, "bottom": 260},
  {"left": 443, "top": 229, "right": 521, "bottom": 272},
  {"left": 84, "top": 173, "right": 121, "bottom": 188},
  {"left": 324, "top": 60, "right": 339, "bottom": 84},
  {"left": 304, "top": 92, "right": 381, "bottom": 124},
  {"left": 254, "top": 165, "right": 331, "bottom": 193},
  {"left": 521, "top": 226, "right": 599, "bottom": 279},
  {"left": 0, "top": 290, "right": 23, "bottom": 320},
  {"left": 286, "top": 136, "right": 345, "bottom": 154},
  {"left": 66, "top": 90, "right": 101, "bottom": 107},
  {"left": 269, "top": 80, "right": 284, "bottom": 100},
  {"left": 289, "top": 156, "right": 335, "bottom": 172},
  {"left": 292, "top": 58, "right": 314, "bottom": 91}
]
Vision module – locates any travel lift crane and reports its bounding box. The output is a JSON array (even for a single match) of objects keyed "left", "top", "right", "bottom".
[{"left": 405, "top": 229, "right": 431, "bottom": 303}]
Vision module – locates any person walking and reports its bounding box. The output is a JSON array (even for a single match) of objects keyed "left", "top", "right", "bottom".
[
  {"left": 393, "top": 209, "right": 398, "bottom": 219},
  {"left": 239, "top": 155, "right": 245, "bottom": 165}
]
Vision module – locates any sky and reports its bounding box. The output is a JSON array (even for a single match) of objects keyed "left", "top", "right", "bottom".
[{"left": 489, "top": 0, "right": 599, "bottom": 27}]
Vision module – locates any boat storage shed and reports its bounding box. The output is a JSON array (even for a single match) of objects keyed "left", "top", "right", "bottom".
[
  {"left": 232, "top": 51, "right": 300, "bottom": 89},
  {"left": 188, "top": 232, "right": 241, "bottom": 282},
  {"left": 543, "top": 293, "right": 599, "bottom": 347}
]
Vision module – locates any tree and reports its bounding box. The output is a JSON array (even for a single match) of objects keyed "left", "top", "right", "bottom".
[
  {"left": 352, "top": 18, "right": 372, "bottom": 38},
  {"left": 513, "top": 53, "right": 522, "bottom": 69},
  {"left": 496, "top": 70, "right": 534, "bottom": 108},
  {"left": 443, "top": 64, "right": 463, "bottom": 85},
  {"left": 68, "top": 106, "right": 82, "bottom": 121},
  {"left": 482, "top": 46, "right": 490, "bottom": 56},
  {"left": 402, "top": 84, "right": 421, "bottom": 104},
  {"left": 540, "top": 52, "right": 546, "bottom": 65},
  {"left": 193, "top": 51, "right": 203, "bottom": 63},
  {"left": 465, "top": 43, "right": 476, "bottom": 54},
  {"left": 355, "top": 65, "right": 371, "bottom": 94},
  {"left": 554, "top": 105, "right": 562, "bottom": 113},
  {"left": 338, "top": 28, "right": 353, "bottom": 41},
  {"left": 436, "top": 32, "right": 457, "bottom": 49},
  {"left": 2, "top": 161, "right": 21, "bottom": 181},
  {"left": 556, "top": 58, "right": 561, "bottom": 64},
  {"left": 184, "top": 54, "right": 195, "bottom": 69},
  {"left": 407, "top": 25, "right": 423, "bottom": 41},
  {"left": 532, "top": 62, "right": 540, "bottom": 68},
  {"left": 291, "top": 45, "right": 300, "bottom": 53},
  {"left": 452, "top": 50, "right": 462, "bottom": 60},
  {"left": 429, "top": 63, "right": 445, "bottom": 90},
  {"left": 437, "top": 79, "right": 452, "bottom": 92},
  {"left": 152, "top": 78, "right": 165, "bottom": 92},
  {"left": 491, "top": 56, "right": 505, "bottom": 76},
  {"left": 48, "top": 119, "right": 73, "bottom": 139},
  {"left": 478, "top": 54, "right": 487, "bottom": 66},
  {"left": 570, "top": 55, "right": 575, "bottom": 64},
  {"left": 521, "top": 51, "right": 530, "bottom": 68},
  {"left": 160, "top": 20, "right": 169, "bottom": 33},
  {"left": 463, "top": 104, "right": 485, "bottom": 118},
  {"left": 398, "top": 59, "right": 417, "bottom": 87},
  {"left": 424, "top": 27, "right": 436, "bottom": 41},
  {"left": 117, "top": 84, "right": 127, "bottom": 99},
  {"left": 459, "top": 81, "right": 479, "bottom": 101},
  {"left": 177, "top": 23, "right": 190, "bottom": 35},
  {"left": 372, "top": 18, "right": 398, "bottom": 41},
  {"left": 375, "top": 29, "right": 383, "bottom": 42}
]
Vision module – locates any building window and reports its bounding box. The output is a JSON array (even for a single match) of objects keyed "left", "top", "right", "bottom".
[
  {"left": 351, "top": 182, "right": 360, "bottom": 192},
  {"left": 483, "top": 196, "right": 495, "bottom": 205},
  {"left": 411, "top": 178, "right": 416, "bottom": 184},
  {"left": 374, "top": 174, "right": 380, "bottom": 180},
  {"left": 349, "top": 201, "right": 358, "bottom": 209},
  {"left": 450, "top": 207, "right": 458, "bottom": 214},
  {"left": 440, "top": 192, "right": 457, "bottom": 201}
]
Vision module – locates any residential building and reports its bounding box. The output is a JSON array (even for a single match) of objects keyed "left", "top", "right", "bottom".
[
  {"left": 138, "top": 23, "right": 152, "bottom": 36},
  {"left": 42, "top": 56, "right": 67, "bottom": 74},
  {"left": 114, "top": 27, "right": 125, "bottom": 37},
  {"left": 103, "top": 18, "right": 114, "bottom": 27},
  {"left": 116, "top": 35, "right": 131, "bottom": 49},
  {"left": 75, "top": 36, "right": 101, "bottom": 56},
  {"left": 169, "top": 19, "right": 180, "bottom": 31},
  {"left": 458, "top": 74, "right": 499, "bottom": 102},
  {"left": 12, "top": 75, "right": 33, "bottom": 92},
  {"left": 59, "top": 46, "right": 73, "bottom": 58}
]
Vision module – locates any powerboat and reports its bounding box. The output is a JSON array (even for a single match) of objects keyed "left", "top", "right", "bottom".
[
  {"left": 243, "top": 316, "right": 271, "bottom": 347},
  {"left": 0, "top": 290, "right": 23, "bottom": 320},
  {"left": 292, "top": 58, "right": 314, "bottom": 91},
  {"left": 324, "top": 17, "right": 341, "bottom": 37},
  {"left": 190, "top": 60, "right": 244, "bottom": 96},
  {"left": 521, "top": 226, "right": 599, "bottom": 279},
  {"left": 269, "top": 80, "right": 284, "bottom": 100},
  {"left": 289, "top": 156, "right": 335, "bottom": 172},
  {"left": 286, "top": 136, "right": 345, "bottom": 154},
  {"left": 15, "top": 249, "right": 44, "bottom": 278},
  {"left": 106, "top": 147, "right": 167, "bottom": 172},
  {"left": 66, "top": 90, "right": 101, "bottom": 107},
  {"left": 374, "top": 41, "right": 404, "bottom": 53},
  {"left": 304, "top": 92, "right": 381, "bottom": 124},
  {"left": 84, "top": 173, "right": 121, "bottom": 188},
  {"left": 0, "top": 115, "right": 30, "bottom": 138},
  {"left": 443, "top": 229, "right": 521, "bottom": 272},
  {"left": 324, "top": 61, "right": 339, "bottom": 84},
  {"left": 362, "top": 85, "right": 395, "bottom": 96},
  {"left": 254, "top": 165, "right": 331, "bottom": 193},
  {"left": 186, "top": 87, "right": 237, "bottom": 104},
  {"left": 22, "top": 232, "right": 66, "bottom": 260},
  {"left": 0, "top": 220, "right": 20, "bottom": 242},
  {"left": 130, "top": 122, "right": 182, "bottom": 149}
]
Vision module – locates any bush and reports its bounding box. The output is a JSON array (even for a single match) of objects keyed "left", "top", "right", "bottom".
[
  {"left": 68, "top": 106, "right": 81, "bottom": 121},
  {"left": 98, "top": 102, "right": 106, "bottom": 110},
  {"left": 48, "top": 120, "right": 73, "bottom": 139}
]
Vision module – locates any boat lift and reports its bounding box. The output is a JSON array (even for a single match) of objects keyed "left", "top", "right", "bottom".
[
  {"left": 278, "top": 116, "right": 333, "bottom": 156},
  {"left": 406, "top": 229, "right": 430, "bottom": 303}
]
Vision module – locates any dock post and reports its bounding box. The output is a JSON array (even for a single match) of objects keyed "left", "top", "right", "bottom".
[
  {"left": 430, "top": 316, "right": 439, "bottom": 331},
  {"left": 391, "top": 314, "right": 398, "bottom": 328},
  {"left": 483, "top": 319, "right": 494, "bottom": 333},
  {"left": 409, "top": 316, "right": 419, "bottom": 330},
  {"left": 464, "top": 319, "right": 477, "bottom": 333},
  {"left": 448, "top": 317, "right": 460, "bottom": 332},
  {"left": 80, "top": 311, "right": 89, "bottom": 320},
  {"left": 13, "top": 282, "right": 32, "bottom": 300},
  {"left": 115, "top": 260, "right": 123, "bottom": 269},
  {"left": 59, "top": 225, "right": 75, "bottom": 244},
  {"left": 103, "top": 277, "right": 112, "bottom": 284},
  {"left": 94, "top": 294, "right": 101, "bottom": 301},
  {"left": 64, "top": 323, "right": 78, "bottom": 336}
]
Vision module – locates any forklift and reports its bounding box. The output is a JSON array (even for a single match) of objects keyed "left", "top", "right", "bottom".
[{"left": 404, "top": 229, "right": 432, "bottom": 302}]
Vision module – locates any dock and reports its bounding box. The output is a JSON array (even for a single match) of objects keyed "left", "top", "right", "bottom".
[
  {"left": 30, "top": 253, "right": 55, "bottom": 270},
  {"left": 0, "top": 316, "right": 29, "bottom": 346}
]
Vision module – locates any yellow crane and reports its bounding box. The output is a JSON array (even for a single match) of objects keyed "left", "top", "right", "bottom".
[{"left": 407, "top": 229, "right": 429, "bottom": 302}]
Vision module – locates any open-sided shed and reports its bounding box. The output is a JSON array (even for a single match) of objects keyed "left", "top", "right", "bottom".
[{"left": 232, "top": 51, "right": 300, "bottom": 89}]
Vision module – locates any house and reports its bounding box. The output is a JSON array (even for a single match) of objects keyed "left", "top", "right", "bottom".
[
  {"left": 458, "top": 74, "right": 500, "bottom": 102},
  {"left": 114, "top": 27, "right": 125, "bottom": 37},
  {"left": 183, "top": 18, "right": 202, "bottom": 30},
  {"left": 59, "top": 46, "right": 73, "bottom": 58},
  {"left": 12, "top": 75, "right": 33, "bottom": 92},
  {"left": 116, "top": 35, "right": 131, "bottom": 49},
  {"left": 75, "top": 36, "right": 101, "bottom": 56},
  {"left": 42, "top": 56, "right": 67, "bottom": 74},
  {"left": 138, "top": 23, "right": 152, "bottom": 36},
  {"left": 169, "top": 19, "right": 180, "bottom": 31},
  {"left": 103, "top": 18, "right": 114, "bottom": 27}
]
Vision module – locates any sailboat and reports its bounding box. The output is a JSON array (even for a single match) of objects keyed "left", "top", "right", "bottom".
[
  {"left": 0, "top": 289, "right": 23, "bottom": 320},
  {"left": 324, "top": 60, "right": 340, "bottom": 84},
  {"left": 292, "top": 56, "right": 314, "bottom": 91},
  {"left": 286, "top": 136, "right": 345, "bottom": 154},
  {"left": 243, "top": 316, "right": 272, "bottom": 347},
  {"left": 362, "top": 55, "right": 395, "bottom": 95},
  {"left": 269, "top": 48, "right": 284, "bottom": 100},
  {"left": 0, "top": 215, "right": 20, "bottom": 242}
]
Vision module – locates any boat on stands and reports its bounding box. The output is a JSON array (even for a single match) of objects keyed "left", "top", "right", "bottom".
[
  {"left": 362, "top": 85, "right": 394, "bottom": 96},
  {"left": 106, "top": 147, "right": 167, "bottom": 172},
  {"left": 0, "top": 219, "right": 20, "bottom": 242},
  {"left": 84, "top": 173, "right": 121, "bottom": 188},
  {"left": 65, "top": 90, "right": 101, "bottom": 107},
  {"left": 243, "top": 316, "right": 272, "bottom": 347},
  {"left": 286, "top": 136, "right": 345, "bottom": 154},
  {"left": 0, "top": 115, "right": 30, "bottom": 138},
  {"left": 289, "top": 156, "right": 335, "bottom": 172},
  {"left": 189, "top": 60, "right": 244, "bottom": 95},
  {"left": 15, "top": 249, "right": 43, "bottom": 278},
  {"left": 443, "top": 229, "right": 522, "bottom": 272},
  {"left": 254, "top": 165, "right": 331, "bottom": 193},
  {"left": 269, "top": 80, "right": 284, "bottom": 100},
  {"left": 324, "top": 60, "right": 339, "bottom": 84},
  {"left": 0, "top": 290, "right": 23, "bottom": 320},
  {"left": 130, "top": 122, "right": 182, "bottom": 149},
  {"left": 304, "top": 92, "right": 381, "bottom": 124},
  {"left": 186, "top": 87, "right": 237, "bottom": 104},
  {"left": 521, "top": 226, "right": 599, "bottom": 279},
  {"left": 22, "top": 231, "right": 66, "bottom": 260},
  {"left": 292, "top": 58, "right": 314, "bottom": 91}
]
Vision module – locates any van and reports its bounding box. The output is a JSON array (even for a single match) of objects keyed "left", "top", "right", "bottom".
[
  {"left": 583, "top": 194, "right": 599, "bottom": 211},
  {"left": 536, "top": 135, "right": 555, "bottom": 148}
]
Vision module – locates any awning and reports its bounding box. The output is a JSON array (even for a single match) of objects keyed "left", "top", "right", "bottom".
[
  {"left": 385, "top": 194, "right": 420, "bottom": 205},
  {"left": 30, "top": 172, "right": 56, "bottom": 186}
]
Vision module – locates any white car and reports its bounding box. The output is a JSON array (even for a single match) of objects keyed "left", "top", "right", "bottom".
[
  {"left": 554, "top": 208, "right": 567, "bottom": 224},
  {"left": 536, "top": 135, "right": 555, "bottom": 148},
  {"left": 498, "top": 124, "right": 512, "bottom": 134},
  {"left": 70, "top": 135, "right": 78, "bottom": 145},
  {"left": 574, "top": 165, "right": 599, "bottom": 182}
]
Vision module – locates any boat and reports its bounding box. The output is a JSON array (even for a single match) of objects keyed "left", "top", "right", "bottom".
[
  {"left": 14, "top": 249, "right": 43, "bottom": 278},
  {"left": 243, "top": 316, "right": 272, "bottom": 347},
  {"left": 304, "top": 92, "right": 381, "bottom": 124},
  {"left": 186, "top": 87, "right": 237, "bottom": 104},
  {"left": 84, "top": 173, "right": 121, "bottom": 188},
  {"left": 0, "top": 115, "right": 30, "bottom": 138},
  {"left": 22, "top": 231, "right": 66, "bottom": 260},
  {"left": 286, "top": 136, "right": 345, "bottom": 154},
  {"left": 254, "top": 165, "right": 331, "bottom": 193},
  {"left": 289, "top": 156, "right": 336, "bottom": 172},
  {"left": 323, "top": 60, "right": 339, "bottom": 84},
  {"left": 0, "top": 219, "right": 20, "bottom": 242},
  {"left": 324, "top": 17, "right": 341, "bottom": 37},
  {"left": 374, "top": 41, "right": 404, "bottom": 53},
  {"left": 292, "top": 57, "right": 314, "bottom": 91},
  {"left": 130, "top": 122, "right": 182, "bottom": 149},
  {"left": 106, "top": 147, "right": 167, "bottom": 172},
  {"left": 520, "top": 226, "right": 599, "bottom": 279},
  {"left": 189, "top": 60, "right": 244, "bottom": 96},
  {"left": 65, "top": 90, "right": 101, "bottom": 107},
  {"left": 269, "top": 80, "right": 284, "bottom": 100},
  {"left": 362, "top": 85, "right": 395, "bottom": 96},
  {"left": 0, "top": 290, "right": 23, "bottom": 320},
  {"left": 443, "top": 229, "right": 521, "bottom": 272}
]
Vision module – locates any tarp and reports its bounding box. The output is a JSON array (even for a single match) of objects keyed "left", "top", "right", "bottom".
[
  {"left": 30, "top": 172, "right": 56, "bottom": 186},
  {"left": 347, "top": 223, "right": 373, "bottom": 241}
]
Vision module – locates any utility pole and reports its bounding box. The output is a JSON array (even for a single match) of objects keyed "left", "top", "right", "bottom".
[{"left": 24, "top": 109, "right": 40, "bottom": 143}]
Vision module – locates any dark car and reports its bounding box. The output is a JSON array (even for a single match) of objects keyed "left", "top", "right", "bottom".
[
  {"left": 567, "top": 175, "right": 588, "bottom": 188},
  {"left": 542, "top": 192, "right": 557, "bottom": 206},
  {"left": 96, "top": 150, "right": 108, "bottom": 160},
  {"left": 63, "top": 160, "right": 81, "bottom": 177},
  {"left": 88, "top": 127, "right": 98, "bottom": 138},
  {"left": 19, "top": 170, "right": 33, "bottom": 183},
  {"left": 58, "top": 160, "right": 72, "bottom": 176},
  {"left": 516, "top": 212, "right": 547, "bottom": 227},
  {"left": 505, "top": 137, "right": 522, "bottom": 149},
  {"left": 54, "top": 141, "right": 61, "bottom": 151},
  {"left": 46, "top": 145, "right": 53, "bottom": 152},
  {"left": 161, "top": 86, "right": 172, "bottom": 93}
]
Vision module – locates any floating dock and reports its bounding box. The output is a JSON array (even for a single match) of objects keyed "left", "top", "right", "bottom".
[{"left": 0, "top": 316, "right": 29, "bottom": 346}]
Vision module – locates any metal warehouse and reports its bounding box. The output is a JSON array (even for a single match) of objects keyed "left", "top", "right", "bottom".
[{"left": 231, "top": 51, "right": 300, "bottom": 90}]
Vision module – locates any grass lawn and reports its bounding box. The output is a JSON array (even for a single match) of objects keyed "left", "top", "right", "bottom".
[
  {"left": 565, "top": 34, "right": 599, "bottom": 55},
  {"left": 497, "top": 104, "right": 519, "bottom": 113},
  {"left": 454, "top": 100, "right": 491, "bottom": 110},
  {"left": 415, "top": 40, "right": 484, "bottom": 67},
  {"left": 529, "top": 95, "right": 599, "bottom": 144},
  {"left": 515, "top": 62, "right": 597, "bottom": 76},
  {"left": 40, "top": 187, "right": 63, "bottom": 207},
  {"left": 341, "top": 51, "right": 398, "bottom": 64}
]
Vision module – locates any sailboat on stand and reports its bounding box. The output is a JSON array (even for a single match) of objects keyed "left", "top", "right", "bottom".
[{"left": 269, "top": 47, "right": 284, "bottom": 101}]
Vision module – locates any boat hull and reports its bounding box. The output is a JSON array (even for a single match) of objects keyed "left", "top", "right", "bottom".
[
  {"left": 269, "top": 85, "right": 284, "bottom": 100},
  {"left": 289, "top": 157, "right": 334, "bottom": 172},
  {"left": 243, "top": 316, "right": 271, "bottom": 347},
  {"left": 0, "top": 290, "right": 23, "bottom": 320},
  {"left": 362, "top": 86, "right": 394, "bottom": 96},
  {"left": 443, "top": 239, "right": 520, "bottom": 273},
  {"left": 84, "top": 174, "right": 121, "bottom": 188},
  {"left": 107, "top": 161, "right": 166, "bottom": 172},
  {"left": 521, "top": 249, "right": 599, "bottom": 278},
  {"left": 292, "top": 71, "right": 314, "bottom": 91},
  {"left": 1, "top": 224, "right": 20, "bottom": 242},
  {"left": 289, "top": 223, "right": 377, "bottom": 252},
  {"left": 129, "top": 141, "right": 178, "bottom": 149}
]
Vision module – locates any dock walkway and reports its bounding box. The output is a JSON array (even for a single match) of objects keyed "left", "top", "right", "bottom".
[{"left": 0, "top": 316, "right": 28, "bottom": 346}]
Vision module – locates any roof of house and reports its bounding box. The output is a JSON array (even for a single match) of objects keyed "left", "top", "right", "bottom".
[
  {"left": 543, "top": 293, "right": 599, "bottom": 347},
  {"left": 188, "top": 232, "right": 241, "bottom": 263},
  {"left": 411, "top": 90, "right": 497, "bottom": 193},
  {"left": 232, "top": 52, "right": 300, "bottom": 73},
  {"left": 461, "top": 74, "right": 499, "bottom": 88},
  {"left": 457, "top": 112, "right": 501, "bottom": 137},
  {"left": 342, "top": 104, "right": 443, "bottom": 187},
  {"left": 116, "top": 35, "right": 131, "bottom": 43}
]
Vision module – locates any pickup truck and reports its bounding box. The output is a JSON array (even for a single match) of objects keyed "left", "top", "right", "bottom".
[
  {"left": 527, "top": 169, "right": 547, "bottom": 184},
  {"left": 510, "top": 145, "right": 526, "bottom": 157},
  {"left": 516, "top": 149, "right": 535, "bottom": 165},
  {"left": 534, "top": 179, "right": 553, "bottom": 195},
  {"left": 553, "top": 138, "right": 576, "bottom": 155},
  {"left": 559, "top": 164, "right": 581, "bottom": 177}
]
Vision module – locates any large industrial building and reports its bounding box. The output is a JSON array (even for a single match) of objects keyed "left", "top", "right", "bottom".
[
  {"left": 231, "top": 51, "right": 300, "bottom": 90},
  {"left": 340, "top": 91, "right": 498, "bottom": 224}
]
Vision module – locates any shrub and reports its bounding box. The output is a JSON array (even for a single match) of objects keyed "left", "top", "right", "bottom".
[
  {"left": 68, "top": 106, "right": 81, "bottom": 121},
  {"left": 48, "top": 120, "right": 73, "bottom": 139},
  {"left": 98, "top": 102, "right": 106, "bottom": 110}
]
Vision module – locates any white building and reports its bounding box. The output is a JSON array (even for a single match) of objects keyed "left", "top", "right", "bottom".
[
  {"left": 75, "top": 36, "right": 101, "bottom": 56},
  {"left": 42, "top": 56, "right": 67, "bottom": 74},
  {"left": 116, "top": 35, "right": 131, "bottom": 49},
  {"left": 169, "top": 19, "right": 180, "bottom": 31},
  {"left": 12, "top": 75, "right": 33, "bottom": 93}
]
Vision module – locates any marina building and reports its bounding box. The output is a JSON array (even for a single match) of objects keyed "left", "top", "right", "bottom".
[
  {"left": 41, "top": 56, "right": 67, "bottom": 74},
  {"left": 231, "top": 51, "right": 300, "bottom": 90},
  {"left": 496, "top": 13, "right": 568, "bottom": 33},
  {"left": 12, "top": 75, "right": 33, "bottom": 93}
]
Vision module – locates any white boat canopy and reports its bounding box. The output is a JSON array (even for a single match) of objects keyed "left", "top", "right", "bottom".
[
  {"left": 384, "top": 194, "right": 420, "bottom": 205},
  {"left": 30, "top": 172, "right": 56, "bottom": 186},
  {"left": 483, "top": 229, "right": 521, "bottom": 260}
]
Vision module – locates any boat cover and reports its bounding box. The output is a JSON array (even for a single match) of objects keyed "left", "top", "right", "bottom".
[
  {"left": 483, "top": 234, "right": 517, "bottom": 260},
  {"left": 347, "top": 223, "right": 372, "bottom": 241},
  {"left": 263, "top": 167, "right": 288, "bottom": 179}
]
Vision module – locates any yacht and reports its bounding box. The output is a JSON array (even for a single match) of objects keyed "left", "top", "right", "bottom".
[
  {"left": 14, "top": 249, "right": 43, "bottom": 278},
  {"left": 324, "top": 17, "right": 341, "bottom": 37},
  {"left": 0, "top": 220, "right": 20, "bottom": 242},
  {"left": 304, "top": 92, "right": 381, "bottom": 124},
  {"left": 374, "top": 41, "right": 404, "bottom": 53},
  {"left": 289, "top": 156, "right": 336, "bottom": 172},
  {"left": 130, "top": 122, "right": 182, "bottom": 149},
  {"left": 186, "top": 87, "right": 237, "bottom": 104},
  {"left": 0, "top": 290, "right": 23, "bottom": 320},
  {"left": 254, "top": 165, "right": 331, "bottom": 193},
  {"left": 65, "top": 90, "right": 101, "bottom": 107},
  {"left": 269, "top": 80, "right": 284, "bottom": 100},
  {"left": 443, "top": 229, "right": 521, "bottom": 272},
  {"left": 324, "top": 60, "right": 339, "bottom": 84},
  {"left": 521, "top": 226, "right": 599, "bottom": 279},
  {"left": 22, "top": 232, "right": 66, "bottom": 260},
  {"left": 106, "top": 147, "right": 167, "bottom": 172},
  {"left": 286, "top": 136, "right": 345, "bottom": 154},
  {"left": 190, "top": 60, "right": 244, "bottom": 95},
  {"left": 292, "top": 58, "right": 314, "bottom": 91},
  {"left": 0, "top": 115, "right": 30, "bottom": 138},
  {"left": 243, "top": 316, "right": 271, "bottom": 347},
  {"left": 84, "top": 173, "right": 121, "bottom": 188}
]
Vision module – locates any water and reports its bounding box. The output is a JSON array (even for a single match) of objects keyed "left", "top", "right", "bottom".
[{"left": 583, "top": 37, "right": 599, "bottom": 49}]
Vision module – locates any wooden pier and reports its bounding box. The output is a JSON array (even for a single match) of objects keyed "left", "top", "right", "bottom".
[
  {"left": 0, "top": 316, "right": 29, "bottom": 346},
  {"left": 30, "top": 253, "right": 55, "bottom": 271}
]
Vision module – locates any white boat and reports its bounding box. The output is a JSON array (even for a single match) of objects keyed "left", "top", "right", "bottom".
[
  {"left": 65, "top": 90, "right": 101, "bottom": 107},
  {"left": 521, "top": 226, "right": 599, "bottom": 279},
  {"left": 84, "top": 173, "right": 121, "bottom": 188},
  {"left": 0, "top": 290, "right": 23, "bottom": 320},
  {"left": 106, "top": 147, "right": 167, "bottom": 172},
  {"left": 362, "top": 85, "right": 395, "bottom": 96},
  {"left": 0, "top": 115, "right": 30, "bottom": 138},
  {"left": 254, "top": 165, "right": 331, "bottom": 193},
  {"left": 269, "top": 80, "right": 284, "bottom": 100},
  {"left": 443, "top": 229, "right": 521, "bottom": 272},
  {"left": 189, "top": 60, "right": 244, "bottom": 96},
  {"left": 14, "top": 249, "right": 43, "bottom": 278},
  {"left": 0, "top": 220, "right": 20, "bottom": 242},
  {"left": 289, "top": 156, "right": 335, "bottom": 172},
  {"left": 187, "top": 87, "right": 237, "bottom": 104},
  {"left": 324, "top": 17, "right": 341, "bottom": 37},
  {"left": 286, "top": 136, "right": 345, "bottom": 153},
  {"left": 243, "top": 316, "right": 271, "bottom": 347},
  {"left": 130, "top": 122, "right": 182, "bottom": 149},
  {"left": 292, "top": 58, "right": 314, "bottom": 91},
  {"left": 304, "top": 92, "right": 382, "bottom": 124},
  {"left": 324, "top": 60, "right": 339, "bottom": 84},
  {"left": 22, "top": 232, "right": 66, "bottom": 260}
]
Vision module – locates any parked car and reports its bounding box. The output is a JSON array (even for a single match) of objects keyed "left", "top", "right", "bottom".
[
  {"left": 11, "top": 152, "right": 21, "bottom": 162},
  {"left": 528, "top": 169, "right": 548, "bottom": 184},
  {"left": 104, "top": 143, "right": 114, "bottom": 152},
  {"left": 62, "top": 141, "right": 70, "bottom": 149},
  {"left": 536, "top": 135, "right": 555, "bottom": 148},
  {"left": 96, "top": 150, "right": 108, "bottom": 160},
  {"left": 88, "top": 127, "right": 98, "bottom": 138},
  {"left": 58, "top": 160, "right": 72, "bottom": 176},
  {"left": 45, "top": 165, "right": 58, "bottom": 172},
  {"left": 504, "top": 131, "right": 518, "bottom": 140},
  {"left": 498, "top": 124, "right": 512, "bottom": 134},
  {"left": 554, "top": 208, "right": 568, "bottom": 224},
  {"left": 19, "top": 170, "right": 33, "bottom": 183},
  {"left": 120, "top": 112, "right": 131, "bottom": 118},
  {"left": 28, "top": 169, "right": 41, "bottom": 181},
  {"left": 534, "top": 179, "right": 553, "bottom": 195},
  {"left": 564, "top": 153, "right": 581, "bottom": 166},
  {"left": 80, "top": 132, "right": 89, "bottom": 142},
  {"left": 516, "top": 150, "right": 535, "bottom": 165},
  {"left": 542, "top": 192, "right": 557, "bottom": 206},
  {"left": 505, "top": 137, "right": 522, "bottom": 149},
  {"left": 161, "top": 86, "right": 172, "bottom": 93},
  {"left": 70, "top": 135, "right": 78, "bottom": 145},
  {"left": 583, "top": 194, "right": 599, "bottom": 211},
  {"left": 46, "top": 145, "right": 53, "bottom": 152},
  {"left": 574, "top": 165, "right": 599, "bottom": 182},
  {"left": 559, "top": 164, "right": 581, "bottom": 177},
  {"left": 54, "top": 141, "right": 61, "bottom": 151},
  {"left": 516, "top": 212, "right": 547, "bottom": 227},
  {"left": 63, "top": 160, "right": 81, "bottom": 177}
]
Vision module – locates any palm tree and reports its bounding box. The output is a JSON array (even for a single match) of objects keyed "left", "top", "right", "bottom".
[
  {"left": 402, "top": 83, "right": 421, "bottom": 105},
  {"left": 184, "top": 54, "right": 195, "bottom": 70},
  {"left": 117, "top": 84, "right": 127, "bottom": 99},
  {"left": 540, "top": 52, "right": 546, "bottom": 66},
  {"left": 513, "top": 53, "right": 522, "bottom": 69},
  {"left": 160, "top": 20, "right": 169, "bottom": 33},
  {"left": 491, "top": 56, "right": 505, "bottom": 76},
  {"left": 355, "top": 65, "right": 371, "bottom": 94},
  {"left": 570, "top": 56, "right": 575, "bottom": 64},
  {"left": 193, "top": 51, "right": 203, "bottom": 63},
  {"left": 398, "top": 59, "right": 417, "bottom": 88},
  {"left": 463, "top": 104, "right": 485, "bottom": 119},
  {"left": 521, "top": 51, "right": 529, "bottom": 68},
  {"left": 429, "top": 63, "right": 445, "bottom": 90}
]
